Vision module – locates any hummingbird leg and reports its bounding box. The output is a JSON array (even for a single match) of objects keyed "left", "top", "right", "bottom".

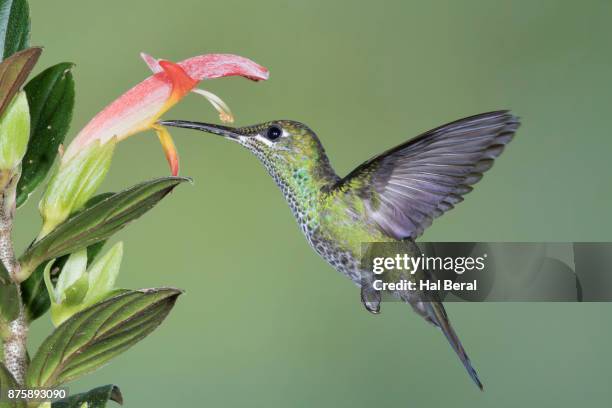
[{"left": 360, "top": 283, "right": 381, "bottom": 314}]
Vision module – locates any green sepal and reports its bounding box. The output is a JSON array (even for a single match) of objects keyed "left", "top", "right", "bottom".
[
  {"left": 43, "top": 259, "right": 89, "bottom": 327},
  {"left": 51, "top": 384, "right": 123, "bottom": 408},
  {"left": 19, "top": 176, "right": 190, "bottom": 282},
  {"left": 82, "top": 242, "right": 122, "bottom": 305},
  {"left": 61, "top": 273, "right": 89, "bottom": 306},
  {"left": 0, "top": 362, "right": 27, "bottom": 407},
  {"left": 38, "top": 139, "right": 117, "bottom": 237},
  {"left": 0, "top": 90, "right": 29, "bottom": 170},
  {"left": 17, "top": 62, "right": 75, "bottom": 207},
  {"left": 52, "top": 250, "right": 87, "bottom": 303},
  {"left": 26, "top": 288, "right": 182, "bottom": 388},
  {"left": 0, "top": 0, "right": 30, "bottom": 61}
]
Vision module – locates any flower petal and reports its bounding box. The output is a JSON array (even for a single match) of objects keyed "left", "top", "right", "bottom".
[
  {"left": 158, "top": 60, "right": 198, "bottom": 103},
  {"left": 179, "top": 54, "right": 269, "bottom": 82},
  {"left": 140, "top": 52, "right": 162, "bottom": 73},
  {"left": 153, "top": 124, "right": 179, "bottom": 176},
  {"left": 142, "top": 53, "right": 269, "bottom": 82},
  {"left": 64, "top": 74, "right": 173, "bottom": 160}
]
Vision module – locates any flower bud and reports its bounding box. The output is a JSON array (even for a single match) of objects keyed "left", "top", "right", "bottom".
[
  {"left": 38, "top": 138, "right": 116, "bottom": 238},
  {"left": 0, "top": 91, "right": 30, "bottom": 171},
  {"left": 83, "top": 242, "right": 123, "bottom": 305},
  {"left": 44, "top": 242, "right": 124, "bottom": 326},
  {"left": 44, "top": 249, "right": 89, "bottom": 326}
]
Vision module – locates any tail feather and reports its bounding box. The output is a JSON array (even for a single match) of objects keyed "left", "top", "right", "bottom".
[{"left": 426, "top": 301, "right": 483, "bottom": 390}]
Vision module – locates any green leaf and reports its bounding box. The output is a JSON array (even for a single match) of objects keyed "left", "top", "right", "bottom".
[
  {"left": 52, "top": 384, "right": 123, "bottom": 408},
  {"left": 0, "top": 362, "right": 26, "bottom": 407},
  {"left": 21, "top": 194, "right": 115, "bottom": 321},
  {"left": 0, "top": 260, "right": 19, "bottom": 325},
  {"left": 0, "top": 46, "right": 40, "bottom": 118},
  {"left": 0, "top": 0, "right": 30, "bottom": 61},
  {"left": 17, "top": 62, "right": 75, "bottom": 207},
  {"left": 80, "top": 193, "right": 115, "bottom": 266},
  {"left": 26, "top": 288, "right": 182, "bottom": 387},
  {"left": 0, "top": 283, "right": 18, "bottom": 325},
  {"left": 18, "top": 176, "right": 189, "bottom": 282},
  {"left": 20, "top": 260, "right": 52, "bottom": 321}
]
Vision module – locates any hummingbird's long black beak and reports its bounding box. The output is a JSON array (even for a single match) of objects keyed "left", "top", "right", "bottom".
[{"left": 159, "top": 120, "right": 242, "bottom": 140}]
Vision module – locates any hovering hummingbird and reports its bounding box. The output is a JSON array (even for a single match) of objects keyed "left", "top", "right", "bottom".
[{"left": 161, "top": 111, "right": 519, "bottom": 390}]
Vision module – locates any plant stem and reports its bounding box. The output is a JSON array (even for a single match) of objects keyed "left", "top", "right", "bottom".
[{"left": 0, "top": 168, "right": 28, "bottom": 384}]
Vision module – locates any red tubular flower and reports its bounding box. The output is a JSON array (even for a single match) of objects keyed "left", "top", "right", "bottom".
[{"left": 64, "top": 53, "right": 269, "bottom": 175}]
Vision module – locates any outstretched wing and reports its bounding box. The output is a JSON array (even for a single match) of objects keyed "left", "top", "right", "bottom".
[{"left": 333, "top": 111, "right": 520, "bottom": 239}]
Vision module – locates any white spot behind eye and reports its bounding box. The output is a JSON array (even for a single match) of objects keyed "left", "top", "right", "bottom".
[{"left": 254, "top": 134, "right": 275, "bottom": 146}]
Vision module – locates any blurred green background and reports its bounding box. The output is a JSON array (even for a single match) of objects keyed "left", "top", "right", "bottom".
[{"left": 16, "top": 0, "right": 612, "bottom": 406}]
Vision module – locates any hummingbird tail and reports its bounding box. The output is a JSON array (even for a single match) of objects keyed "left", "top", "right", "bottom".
[{"left": 427, "top": 301, "right": 484, "bottom": 390}]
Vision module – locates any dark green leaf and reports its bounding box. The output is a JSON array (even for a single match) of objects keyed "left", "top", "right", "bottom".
[
  {"left": 0, "top": 362, "right": 26, "bottom": 407},
  {"left": 0, "top": 0, "right": 30, "bottom": 61},
  {"left": 77, "top": 192, "right": 115, "bottom": 267},
  {"left": 19, "top": 260, "right": 50, "bottom": 321},
  {"left": 19, "top": 177, "right": 189, "bottom": 280},
  {"left": 0, "top": 282, "right": 18, "bottom": 323},
  {"left": 52, "top": 384, "right": 123, "bottom": 408},
  {"left": 70, "top": 191, "right": 116, "bottom": 254},
  {"left": 26, "top": 288, "right": 182, "bottom": 387},
  {"left": 0, "top": 46, "right": 40, "bottom": 118},
  {"left": 0, "top": 260, "right": 19, "bottom": 324},
  {"left": 17, "top": 62, "right": 75, "bottom": 207},
  {"left": 20, "top": 193, "right": 118, "bottom": 321}
]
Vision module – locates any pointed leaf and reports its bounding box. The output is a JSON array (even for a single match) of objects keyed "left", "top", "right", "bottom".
[
  {"left": 18, "top": 176, "right": 189, "bottom": 282},
  {"left": 20, "top": 260, "right": 51, "bottom": 321},
  {"left": 0, "top": 282, "right": 18, "bottom": 323},
  {"left": 26, "top": 288, "right": 182, "bottom": 387},
  {"left": 52, "top": 385, "right": 123, "bottom": 408},
  {"left": 21, "top": 194, "right": 114, "bottom": 321},
  {"left": 17, "top": 62, "right": 75, "bottom": 207},
  {"left": 81, "top": 192, "right": 116, "bottom": 267},
  {"left": 0, "top": 362, "right": 26, "bottom": 407},
  {"left": 0, "top": 46, "right": 40, "bottom": 118},
  {"left": 0, "top": 0, "right": 30, "bottom": 61}
]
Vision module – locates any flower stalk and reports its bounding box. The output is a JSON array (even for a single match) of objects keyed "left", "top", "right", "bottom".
[
  {"left": 0, "top": 91, "right": 32, "bottom": 385},
  {"left": 0, "top": 167, "right": 28, "bottom": 385}
]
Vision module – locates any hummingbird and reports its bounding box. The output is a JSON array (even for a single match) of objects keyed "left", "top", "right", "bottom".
[{"left": 160, "top": 110, "right": 519, "bottom": 390}]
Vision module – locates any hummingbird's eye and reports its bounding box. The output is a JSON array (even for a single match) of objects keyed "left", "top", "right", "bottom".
[{"left": 265, "top": 125, "right": 282, "bottom": 141}]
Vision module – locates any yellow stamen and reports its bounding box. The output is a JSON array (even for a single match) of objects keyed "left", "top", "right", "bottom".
[{"left": 192, "top": 88, "right": 234, "bottom": 123}]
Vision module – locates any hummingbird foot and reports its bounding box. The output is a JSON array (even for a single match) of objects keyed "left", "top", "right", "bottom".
[{"left": 360, "top": 283, "right": 381, "bottom": 314}]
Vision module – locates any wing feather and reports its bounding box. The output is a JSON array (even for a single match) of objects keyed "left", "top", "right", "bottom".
[{"left": 334, "top": 111, "right": 520, "bottom": 239}]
